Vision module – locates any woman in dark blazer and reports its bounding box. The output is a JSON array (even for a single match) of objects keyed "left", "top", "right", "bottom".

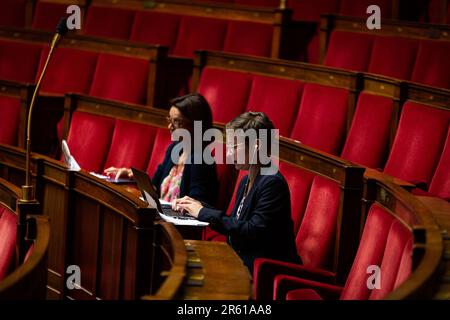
[
  {"left": 105, "top": 93, "right": 218, "bottom": 206},
  {"left": 174, "top": 112, "right": 299, "bottom": 273}
]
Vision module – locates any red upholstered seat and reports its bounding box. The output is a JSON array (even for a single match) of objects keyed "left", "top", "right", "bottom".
[
  {"left": 223, "top": 21, "right": 273, "bottom": 57},
  {"left": 0, "top": 40, "right": 43, "bottom": 83},
  {"left": 0, "top": 96, "right": 21, "bottom": 146},
  {"left": 32, "top": 1, "right": 68, "bottom": 31},
  {"left": 0, "top": 206, "right": 17, "bottom": 280},
  {"left": 286, "top": 288, "right": 323, "bottom": 300},
  {"left": 341, "top": 92, "right": 394, "bottom": 168},
  {"left": 0, "top": 0, "right": 27, "bottom": 27},
  {"left": 84, "top": 6, "right": 135, "bottom": 40},
  {"left": 428, "top": 127, "right": 450, "bottom": 200},
  {"left": 65, "top": 111, "right": 115, "bottom": 173},
  {"left": 146, "top": 128, "right": 173, "bottom": 177},
  {"left": 173, "top": 16, "right": 227, "bottom": 58},
  {"left": 38, "top": 47, "right": 98, "bottom": 95},
  {"left": 290, "top": 83, "right": 349, "bottom": 155},
  {"left": 130, "top": 12, "right": 181, "bottom": 53},
  {"left": 234, "top": 0, "right": 279, "bottom": 6},
  {"left": 89, "top": 53, "right": 149, "bottom": 105},
  {"left": 324, "top": 31, "right": 374, "bottom": 71},
  {"left": 104, "top": 120, "right": 158, "bottom": 171},
  {"left": 384, "top": 102, "right": 449, "bottom": 186},
  {"left": 197, "top": 67, "right": 252, "bottom": 123},
  {"left": 246, "top": 75, "right": 303, "bottom": 136},
  {"left": 411, "top": 40, "right": 450, "bottom": 89},
  {"left": 339, "top": 0, "right": 393, "bottom": 18},
  {"left": 288, "top": 0, "right": 340, "bottom": 22},
  {"left": 368, "top": 36, "right": 419, "bottom": 80}
]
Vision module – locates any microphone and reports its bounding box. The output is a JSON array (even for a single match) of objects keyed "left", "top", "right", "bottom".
[{"left": 22, "top": 17, "right": 69, "bottom": 202}]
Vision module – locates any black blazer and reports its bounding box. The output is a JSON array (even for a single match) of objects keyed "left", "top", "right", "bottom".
[
  {"left": 152, "top": 141, "right": 218, "bottom": 206},
  {"left": 198, "top": 171, "right": 299, "bottom": 273}
]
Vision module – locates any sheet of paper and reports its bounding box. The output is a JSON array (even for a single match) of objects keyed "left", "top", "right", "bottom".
[
  {"left": 62, "top": 140, "right": 81, "bottom": 171},
  {"left": 158, "top": 211, "right": 209, "bottom": 226}
]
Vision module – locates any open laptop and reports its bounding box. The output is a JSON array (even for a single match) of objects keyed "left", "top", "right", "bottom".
[{"left": 131, "top": 167, "right": 195, "bottom": 220}]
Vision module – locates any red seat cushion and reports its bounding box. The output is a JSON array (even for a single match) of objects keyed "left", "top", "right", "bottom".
[
  {"left": 83, "top": 6, "right": 135, "bottom": 40},
  {"left": 339, "top": 0, "right": 393, "bottom": 18},
  {"left": 38, "top": 47, "right": 98, "bottom": 95},
  {"left": 286, "top": 288, "right": 323, "bottom": 300},
  {"left": 223, "top": 21, "right": 273, "bottom": 57},
  {"left": 0, "top": 0, "right": 27, "bottom": 27},
  {"left": 146, "top": 128, "right": 172, "bottom": 177},
  {"left": 324, "top": 31, "right": 374, "bottom": 71},
  {"left": 89, "top": 53, "right": 149, "bottom": 105},
  {"left": 32, "top": 1, "right": 68, "bottom": 31},
  {"left": 341, "top": 92, "right": 394, "bottom": 168},
  {"left": 0, "top": 206, "right": 17, "bottom": 280},
  {"left": 0, "top": 40, "right": 43, "bottom": 83},
  {"left": 412, "top": 40, "right": 450, "bottom": 89},
  {"left": 246, "top": 75, "right": 303, "bottom": 136},
  {"left": 429, "top": 127, "right": 450, "bottom": 200},
  {"left": 130, "top": 12, "right": 181, "bottom": 53},
  {"left": 104, "top": 120, "right": 158, "bottom": 171},
  {"left": 65, "top": 112, "right": 115, "bottom": 173},
  {"left": 173, "top": 16, "right": 227, "bottom": 58},
  {"left": 368, "top": 36, "right": 419, "bottom": 80},
  {"left": 384, "top": 102, "right": 449, "bottom": 186},
  {"left": 295, "top": 175, "right": 340, "bottom": 269},
  {"left": 0, "top": 96, "right": 21, "bottom": 146},
  {"left": 290, "top": 83, "right": 349, "bottom": 155},
  {"left": 197, "top": 67, "right": 252, "bottom": 123}
]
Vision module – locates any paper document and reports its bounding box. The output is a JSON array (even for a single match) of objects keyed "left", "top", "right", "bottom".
[{"left": 62, "top": 140, "right": 80, "bottom": 171}]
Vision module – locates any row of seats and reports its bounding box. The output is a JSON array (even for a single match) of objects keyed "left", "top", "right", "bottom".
[
  {"left": 325, "top": 32, "right": 450, "bottom": 89},
  {"left": 30, "top": 1, "right": 274, "bottom": 58}
]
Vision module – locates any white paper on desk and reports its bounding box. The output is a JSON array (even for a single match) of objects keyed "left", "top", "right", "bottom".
[
  {"left": 143, "top": 191, "right": 159, "bottom": 211},
  {"left": 62, "top": 140, "right": 81, "bottom": 171},
  {"left": 90, "top": 172, "right": 108, "bottom": 180}
]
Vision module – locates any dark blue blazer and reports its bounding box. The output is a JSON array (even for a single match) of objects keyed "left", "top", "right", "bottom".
[
  {"left": 152, "top": 142, "right": 218, "bottom": 206},
  {"left": 198, "top": 171, "right": 299, "bottom": 273}
]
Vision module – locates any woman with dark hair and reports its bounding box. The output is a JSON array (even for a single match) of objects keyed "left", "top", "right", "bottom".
[
  {"left": 104, "top": 93, "right": 218, "bottom": 205},
  {"left": 174, "top": 111, "right": 299, "bottom": 273}
]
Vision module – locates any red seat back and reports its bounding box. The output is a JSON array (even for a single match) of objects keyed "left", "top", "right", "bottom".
[
  {"left": 368, "top": 36, "right": 419, "bottom": 80},
  {"left": 290, "top": 83, "right": 350, "bottom": 155},
  {"left": 173, "top": 16, "right": 227, "bottom": 58},
  {"left": 0, "top": 96, "right": 21, "bottom": 146},
  {"left": 197, "top": 67, "right": 252, "bottom": 123},
  {"left": 0, "top": 40, "right": 43, "bottom": 83},
  {"left": 38, "top": 47, "right": 98, "bottom": 95},
  {"left": 89, "top": 53, "right": 149, "bottom": 105},
  {"left": 234, "top": 0, "right": 279, "bottom": 6},
  {"left": 412, "top": 40, "right": 450, "bottom": 89},
  {"left": 84, "top": 6, "right": 135, "bottom": 40},
  {"left": 246, "top": 75, "right": 303, "bottom": 137},
  {"left": 32, "top": 1, "right": 68, "bottom": 31},
  {"left": 324, "top": 31, "right": 374, "bottom": 71},
  {"left": 0, "top": 0, "right": 28, "bottom": 27},
  {"left": 341, "top": 92, "right": 394, "bottom": 168},
  {"left": 384, "top": 102, "right": 449, "bottom": 185},
  {"left": 0, "top": 206, "right": 17, "bottom": 280},
  {"left": 288, "top": 0, "right": 340, "bottom": 21},
  {"left": 339, "top": 0, "right": 393, "bottom": 18},
  {"left": 223, "top": 21, "right": 273, "bottom": 57},
  {"left": 146, "top": 128, "right": 173, "bottom": 177},
  {"left": 429, "top": 127, "right": 450, "bottom": 200},
  {"left": 104, "top": 120, "right": 158, "bottom": 171},
  {"left": 66, "top": 111, "right": 115, "bottom": 173}
]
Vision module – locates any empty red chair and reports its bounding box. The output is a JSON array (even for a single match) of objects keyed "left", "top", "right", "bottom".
[
  {"left": 411, "top": 40, "right": 450, "bottom": 89},
  {"left": 253, "top": 175, "right": 341, "bottom": 300},
  {"left": 130, "top": 12, "right": 181, "bottom": 53},
  {"left": 89, "top": 53, "right": 149, "bottom": 105},
  {"left": 146, "top": 128, "right": 173, "bottom": 177},
  {"left": 384, "top": 102, "right": 449, "bottom": 187},
  {"left": 38, "top": 47, "right": 98, "bottom": 95},
  {"left": 0, "top": 40, "right": 43, "bottom": 83},
  {"left": 173, "top": 16, "right": 227, "bottom": 58},
  {"left": 83, "top": 6, "right": 135, "bottom": 40},
  {"left": 341, "top": 92, "right": 394, "bottom": 168},
  {"left": 0, "top": 96, "right": 21, "bottom": 146},
  {"left": 339, "top": 0, "right": 392, "bottom": 18},
  {"left": 324, "top": 31, "right": 374, "bottom": 71},
  {"left": 0, "top": 206, "right": 17, "bottom": 280},
  {"left": 223, "top": 21, "right": 273, "bottom": 57},
  {"left": 368, "top": 36, "right": 419, "bottom": 80},
  {"left": 104, "top": 120, "right": 158, "bottom": 171},
  {"left": 0, "top": 0, "right": 28, "bottom": 27},
  {"left": 428, "top": 127, "right": 450, "bottom": 200},
  {"left": 32, "top": 1, "right": 68, "bottom": 31},
  {"left": 65, "top": 111, "right": 115, "bottom": 173},
  {"left": 197, "top": 67, "right": 252, "bottom": 123},
  {"left": 246, "top": 75, "right": 303, "bottom": 136},
  {"left": 290, "top": 83, "right": 349, "bottom": 155}
]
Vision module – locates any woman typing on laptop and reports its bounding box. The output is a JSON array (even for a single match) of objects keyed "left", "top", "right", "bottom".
[{"left": 104, "top": 93, "right": 218, "bottom": 206}]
